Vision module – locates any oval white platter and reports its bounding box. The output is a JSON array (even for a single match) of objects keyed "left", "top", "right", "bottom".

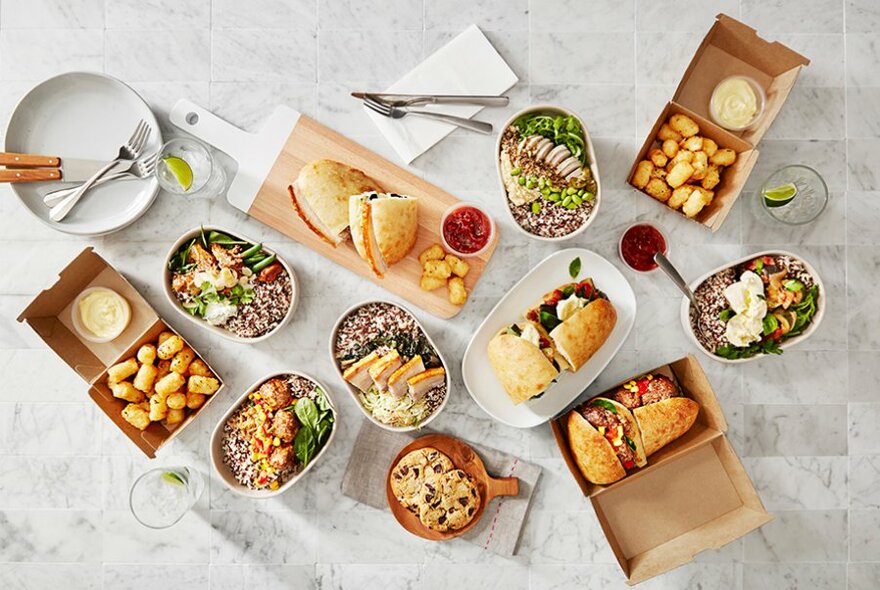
[
  {"left": 679, "top": 249, "right": 826, "bottom": 364},
  {"left": 462, "top": 248, "right": 636, "bottom": 428}
]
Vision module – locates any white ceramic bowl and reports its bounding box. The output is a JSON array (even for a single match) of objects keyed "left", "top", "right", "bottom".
[
  {"left": 210, "top": 371, "right": 338, "bottom": 498},
  {"left": 680, "top": 250, "right": 826, "bottom": 364},
  {"left": 163, "top": 226, "right": 299, "bottom": 343},
  {"left": 329, "top": 299, "right": 451, "bottom": 432},
  {"left": 495, "top": 104, "right": 602, "bottom": 242}
]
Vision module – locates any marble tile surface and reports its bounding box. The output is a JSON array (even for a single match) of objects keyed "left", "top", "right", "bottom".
[{"left": 0, "top": 2, "right": 875, "bottom": 589}]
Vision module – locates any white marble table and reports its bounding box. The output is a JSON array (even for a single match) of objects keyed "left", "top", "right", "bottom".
[{"left": 1, "top": 1, "right": 877, "bottom": 588}]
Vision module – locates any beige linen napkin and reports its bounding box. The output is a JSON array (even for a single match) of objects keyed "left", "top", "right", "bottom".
[{"left": 341, "top": 421, "right": 541, "bottom": 556}]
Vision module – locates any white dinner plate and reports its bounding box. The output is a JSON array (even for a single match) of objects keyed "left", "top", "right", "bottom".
[
  {"left": 461, "top": 248, "right": 636, "bottom": 428},
  {"left": 5, "top": 72, "right": 162, "bottom": 236}
]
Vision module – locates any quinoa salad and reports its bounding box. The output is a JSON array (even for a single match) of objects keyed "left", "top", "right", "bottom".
[
  {"left": 689, "top": 254, "right": 820, "bottom": 360},
  {"left": 221, "top": 374, "right": 334, "bottom": 491},
  {"left": 499, "top": 112, "right": 598, "bottom": 238},
  {"left": 168, "top": 229, "right": 293, "bottom": 339},
  {"left": 335, "top": 302, "right": 447, "bottom": 428}
]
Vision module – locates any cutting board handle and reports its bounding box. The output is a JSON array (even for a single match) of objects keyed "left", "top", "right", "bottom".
[
  {"left": 169, "top": 99, "right": 251, "bottom": 160},
  {"left": 485, "top": 476, "right": 519, "bottom": 501}
]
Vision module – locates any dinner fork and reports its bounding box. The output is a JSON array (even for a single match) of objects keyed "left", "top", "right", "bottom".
[
  {"left": 49, "top": 119, "right": 152, "bottom": 222},
  {"left": 41, "top": 153, "right": 159, "bottom": 207},
  {"left": 363, "top": 95, "right": 492, "bottom": 135}
]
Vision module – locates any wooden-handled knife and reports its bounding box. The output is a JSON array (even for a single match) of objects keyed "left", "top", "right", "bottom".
[{"left": 0, "top": 152, "right": 104, "bottom": 183}]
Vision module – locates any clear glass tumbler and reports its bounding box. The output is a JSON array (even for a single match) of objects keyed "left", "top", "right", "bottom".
[
  {"left": 759, "top": 164, "right": 828, "bottom": 226},
  {"left": 129, "top": 466, "right": 204, "bottom": 529},
  {"left": 156, "top": 137, "right": 226, "bottom": 197}
]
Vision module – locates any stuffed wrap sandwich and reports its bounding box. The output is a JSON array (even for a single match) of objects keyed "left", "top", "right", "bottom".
[
  {"left": 487, "top": 322, "right": 566, "bottom": 404},
  {"left": 350, "top": 192, "right": 418, "bottom": 278},
  {"left": 565, "top": 373, "right": 700, "bottom": 485},
  {"left": 526, "top": 278, "right": 617, "bottom": 371}
]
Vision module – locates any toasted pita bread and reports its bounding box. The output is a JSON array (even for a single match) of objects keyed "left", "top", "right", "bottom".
[
  {"left": 289, "top": 160, "right": 381, "bottom": 246},
  {"left": 633, "top": 397, "right": 700, "bottom": 456},
  {"left": 550, "top": 298, "right": 617, "bottom": 371},
  {"left": 350, "top": 193, "right": 418, "bottom": 277},
  {"left": 566, "top": 411, "right": 626, "bottom": 485},
  {"left": 488, "top": 327, "right": 559, "bottom": 404}
]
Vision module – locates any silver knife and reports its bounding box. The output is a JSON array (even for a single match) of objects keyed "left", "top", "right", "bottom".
[
  {"left": 350, "top": 92, "right": 509, "bottom": 108},
  {"left": 0, "top": 153, "right": 109, "bottom": 183}
]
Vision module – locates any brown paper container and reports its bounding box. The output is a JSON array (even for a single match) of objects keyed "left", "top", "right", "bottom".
[
  {"left": 628, "top": 13, "right": 810, "bottom": 231},
  {"left": 551, "top": 355, "right": 772, "bottom": 585},
  {"left": 17, "top": 247, "right": 223, "bottom": 458}
]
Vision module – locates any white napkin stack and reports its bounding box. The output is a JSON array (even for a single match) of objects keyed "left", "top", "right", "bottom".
[{"left": 363, "top": 24, "right": 519, "bottom": 163}]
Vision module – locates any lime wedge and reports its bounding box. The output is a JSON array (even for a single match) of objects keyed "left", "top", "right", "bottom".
[
  {"left": 162, "top": 156, "right": 194, "bottom": 191},
  {"left": 161, "top": 471, "right": 186, "bottom": 486},
  {"left": 763, "top": 182, "right": 798, "bottom": 208}
]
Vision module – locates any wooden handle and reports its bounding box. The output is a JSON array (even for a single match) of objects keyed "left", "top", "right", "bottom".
[
  {"left": 486, "top": 476, "right": 519, "bottom": 500},
  {"left": 0, "top": 168, "right": 62, "bottom": 183},
  {"left": 0, "top": 152, "right": 60, "bottom": 168}
]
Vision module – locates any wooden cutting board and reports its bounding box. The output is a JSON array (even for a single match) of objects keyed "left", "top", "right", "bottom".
[{"left": 169, "top": 99, "right": 498, "bottom": 318}]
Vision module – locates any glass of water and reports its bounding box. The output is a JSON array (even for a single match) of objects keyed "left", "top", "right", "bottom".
[
  {"left": 156, "top": 137, "right": 226, "bottom": 197},
  {"left": 129, "top": 466, "right": 204, "bottom": 529},
  {"left": 759, "top": 164, "right": 828, "bottom": 225}
]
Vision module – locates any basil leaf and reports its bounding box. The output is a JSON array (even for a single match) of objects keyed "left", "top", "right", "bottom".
[
  {"left": 506, "top": 324, "right": 522, "bottom": 337},
  {"left": 718, "top": 309, "right": 733, "bottom": 322},
  {"left": 625, "top": 436, "right": 637, "bottom": 452},
  {"left": 755, "top": 259, "right": 764, "bottom": 272},
  {"left": 539, "top": 310, "right": 561, "bottom": 332},
  {"left": 783, "top": 279, "right": 803, "bottom": 292},
  {"left": 763, "top": 313, "right": 779, "bottom": 336},
  {"left": 589, "top": 398, "right": 618, "bottom": 414},
  {"left": 294, "top": 426, "right": 316, "bottom": 466},
  {"left": 569, "top": 257, "right": 581, "bottom": 279},
  {"left": 561, "top": 284, "right": 575, "bottom": 298},
  {"left": 294, "top": 397, "right": 319, "bottom": 431}
]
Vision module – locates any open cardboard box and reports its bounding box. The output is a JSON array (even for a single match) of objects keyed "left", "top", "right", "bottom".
[
  {"left": 17, "top": 247, "right": 223, "bottom": 458},
  {"left": 628, "top": 13, "right": 810, "bottom": 231},
  {"left": 551, "top": 355, "right": 772, "bottom": 585}
]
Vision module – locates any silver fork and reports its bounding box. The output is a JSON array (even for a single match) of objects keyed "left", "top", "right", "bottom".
[
  {"left": 49, "top": 119, "right": 152, "bottom": 222},
  {"left": 363, "top": 95, "right": 492, "bottom": 135},
  {"left": 42, "top": 152, "right": 160, "bottom": 207}
]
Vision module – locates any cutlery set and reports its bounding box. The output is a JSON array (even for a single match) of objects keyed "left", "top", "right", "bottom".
[
  {"left": 1, "top": 119, "right": 157, "bottom": 222},
  {"left": 354, "top": 92, "right": 509, "bottom": 134}
]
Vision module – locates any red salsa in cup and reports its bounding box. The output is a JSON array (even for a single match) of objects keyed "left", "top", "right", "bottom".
[
  {"left": 619, "top": 224, "right": 667, "bottom": 272},
  {"left": 442, "top": 205, "right": 493, "bottom": 255}
]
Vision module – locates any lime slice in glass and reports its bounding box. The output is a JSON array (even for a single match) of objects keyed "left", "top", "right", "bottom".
[
  {"left": 762, "top": 182, "right": 798, "bottom": 208},
  {"left": 162, "top": 156, "right": 194, "bottom": 192},
  {"left": 161, "top": 471, "right": 186, "bottom": 486}
]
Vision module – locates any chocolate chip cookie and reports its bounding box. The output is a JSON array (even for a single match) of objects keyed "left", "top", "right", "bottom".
[
  {"left": 390, "top": 447, "right": 454, "bottom": 513},
  {"left": 418, "top": 468, "right": 481, "bottom": 532}
]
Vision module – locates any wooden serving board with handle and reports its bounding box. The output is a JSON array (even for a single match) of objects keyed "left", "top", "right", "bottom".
[
  {"left": 385, "top": 433, "right": 519, "bottom": 541},
  {"left": 169, "top": 100, "right": 498, "bottom": 318}
]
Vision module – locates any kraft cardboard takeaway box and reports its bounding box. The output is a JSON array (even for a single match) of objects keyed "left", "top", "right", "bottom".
[
  {"left": 628, "top": 13, "right": 810, "bottom": 231},
  {"left": 551, "top": 355, "right": 772, "bottom": 585},
  {"left": 17, "top": 247, "right": 224, "bottom": 458}
]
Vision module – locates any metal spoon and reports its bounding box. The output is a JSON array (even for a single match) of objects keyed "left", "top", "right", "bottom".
[{"left": 653, "top": 252, "right": 710, "bottom": 341}]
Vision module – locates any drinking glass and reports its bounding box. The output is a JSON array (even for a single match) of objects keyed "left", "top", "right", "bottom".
[
  {"left": 759, "top": 164, "right": 828, "bottom": 225},
  {"left": 129, "top": 466, "right": 204, "bottom": 529},
  {"left": 156, "top": 137, "right": 226, "bottom": 198}
]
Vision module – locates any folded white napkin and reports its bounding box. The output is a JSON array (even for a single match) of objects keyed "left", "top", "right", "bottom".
[{"left": 364, "top": 24, "right": 519, "bottom": 164}]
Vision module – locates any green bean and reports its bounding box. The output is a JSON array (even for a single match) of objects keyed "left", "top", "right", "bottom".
[
  {"left": 548, "top": 192, "right": 561, "bottom": 202},
  {"left": 562, "top": 196, "right": 573, "bottom": 207},
  {"left": 541, "top": 187, "right": 551, "bottom": 196},
  {"left": 240, "top": 243, "right": 263, "bottom": 258},
  {"left": 531, "top": 202, "right": 541, "bottom": 214},
  {"left": 510, "top": 167, "right": 521, "bottom": 176},
  {"left": 583, "top": 192, "right": 595, "bottom": 201},
  {"left": 572, "top": 195, "right": 583, "bottom": 206},
  {"left": 251, "top": 254, "right": 277, "bottom": 272},
  {"left": 577, "top": 188, "right": 585, "bottom": 196},
  {"left": 566, "top": 187, "right": 577, "bottom": 195},
  {"left": 538, "top": 178, "right": 546, "bottom": 189}
]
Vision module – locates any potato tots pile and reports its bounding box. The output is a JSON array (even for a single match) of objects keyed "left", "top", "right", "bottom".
[
  {"left": 108, "top": 329, "right": 220, "bottom": 432},
  {"left": 631, "top": 113, "right": 737, "bottom": 219}
]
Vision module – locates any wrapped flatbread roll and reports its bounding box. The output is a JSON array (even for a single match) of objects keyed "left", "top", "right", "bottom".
[
  {"left": 288, "top": 160, "right": 382, "bottom": 246},
  {"left": 349, "top": 192, "right": 418, "bottom": 277},
  {"left": 526, "top": 279, "right": 617, "bottom": 371},
  {"left": 488, "top": 322, "right": 562, "bottom": 404},
  {"left": 566, "top": 398, "right": 647, "bottom": 485}
]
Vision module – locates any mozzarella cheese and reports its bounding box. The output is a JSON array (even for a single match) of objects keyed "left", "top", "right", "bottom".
[
  {"left": 520, "top": 323, "right": 541, "bottom": 347},
  {"left": 556, "top": 294, "right": 586, "bottom": 322},
  {"left": 723, "top": 271, "right": 767, "bottom": 347}
]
